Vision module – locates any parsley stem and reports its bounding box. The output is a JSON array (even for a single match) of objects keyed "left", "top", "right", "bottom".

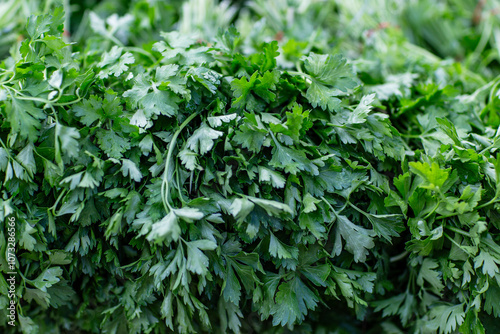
[
  {"left": 286, "top": 70, "right": 312, "bottom": 84},
  {"left": 0, "top": 69, "right": 15, "bottom": 84},
  {"left": 321, "top": 196, "right": 337, "bottom": 216},
  {"left": 175, "top": 162, "right": 187, "bottom": 205},
  {"left": 445, "top": 225, "right": 470, "bottom": 237},
  {"left": 2, "top": 82, "right": 85, "bottom": 106},
  {"left": 435, "top": 213, "right": 458, "bottom": 220},
  {"left": 444, "top": 232, "right": 466, "bottom": 250},
  {"left": 0, "top": 138, "right": 10, "bottom": 154},
  {"left": 348, "top": 202, "right": 367, "bottom": 216},
  {"left": 326, "top": 122, "right": 346, "bottom": 128},
  {"left": 106, "top": 33, "right": 125, "bottom": 47},
  {"left": 162, "top": 112, "right": 200, "bottom": 213},
  {"left": 469, "top": 18, "right": 492, "bottom": 70},
  {"left": 49, "top": 189, "right": 68, "bottom": 215},
  {"left": 389, "top": 250, "right": 409, "bottom": 263},
  {"left": 295, "top": 62, "right": 304, "bottom": 74},
  {"left": 423, "top": 200, "right": 441, "bottom": 219},
  {"left": 400, "top": 133, "right": 430, "bottom": 139},
  {"left": 477, "top": 197, "right": 499, "bottom": 209},
  {"left": 123, "top": 47, "right": 157, "bottom": 64}
]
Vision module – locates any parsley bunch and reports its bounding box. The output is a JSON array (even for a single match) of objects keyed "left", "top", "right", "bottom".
[{"left": 0, "top": 2, "right": 499, "bottom": 334}]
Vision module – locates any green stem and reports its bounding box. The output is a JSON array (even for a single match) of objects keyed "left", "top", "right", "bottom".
[
  {"left": 326, "top": 122, "right": 346, "bottom": 128},
  {"left": 389, "top": 250, "right": 409, "bottom": 263},
  {"left": 286, "top": 70, "right": 312, "bottom": 81},
  {"left": 0, "top": 70, "right": 15, "bottom": 84},
  {"left": 63, "top": 0, "right": 70, "bottom": 38},
  {"left": 107, "top": 33, "right": 125, "bottom": 47},
  {"left": 444, "top": 232, "right": 467, "bottom": 249},
  {"left": 2, "top": 83, "right": 84, "bottom": 106},
  {"left": 50, "top": 189, "right": 68, "bottom": 215},
  {"left": 445, "top": 225, "right": 471, "bottom": 237},
  {"left": 0, "top": 138, "right": 11, "bottom": 154},
  {"left": 348, "top": 202, "right": 367, "bottom": 214},
  {"left": 321, "top": 196, "right": 338, "bottom": 217},
  {"left": 423, "top": 200, "right": 441, "bottom": 219},
  {"left": 123, "top": 47, "right": 157, "bottom": 64},
  {"left": 175, "top": 162, "right": 187, "bottom": 205},
  {"left": 400, "top": 133, "right": 433, "bottom": 139},
  {"left": 435, "top": 212, "right": 458, "bottom": 220},
  {"left": 477, "top": 196, "right": 499, "bottom": 209},
  {"left": 161, "top": 112, "right": 200, "bottom": 213},
  {"left": 469, "top": 18, "right": 492, "bottom": 69}
]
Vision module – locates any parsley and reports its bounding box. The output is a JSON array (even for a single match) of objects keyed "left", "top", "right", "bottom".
[{"left": 1, "top": 1, "right": 500, "bottom": 334}]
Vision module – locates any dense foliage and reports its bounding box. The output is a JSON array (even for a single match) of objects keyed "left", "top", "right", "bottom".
[{"left": 1, "top": 0, "right": 500, "bottom": 333}]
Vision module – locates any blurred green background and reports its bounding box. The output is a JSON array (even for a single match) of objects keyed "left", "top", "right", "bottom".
[{"left": 1, "top": 0, "right": 500, "bottom": 80}]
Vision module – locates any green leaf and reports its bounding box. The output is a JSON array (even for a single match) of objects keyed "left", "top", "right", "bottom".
[
  {"left": 260, "top": 41, "right": 280, "bottom": 72},
  {"left": 97, "top": 46, "right": 134, "bottom": 79},
  {"left": 258, "top": 166, "right": 286, "bottom": 188},
  {"left": 48, "top": 70, "right": 63, "bottom": 89},
  {"left": 121, "top": 159, "right": 142, "bottom": 182},
  {"left": 186, "top": 124, "right": 223, "bottom": 155},
  {"left": 298, "top": 212, "right": 327, "bottom": 240},
  {"left": 218, "top": 297, "right": 243, "bottom": 333},
  {"left": 409, "top": 161, "right": 450, "bottom": 190},
  {"left": 230, "top": 198, "right": 255, "bottom": 224},
  {"left": 56, "top": 123, "right": 80, "bottom": 161},
  {"left": 49, "top": 251, "right": 72, "bottom": 265},
  {"left": 270, "top": 103, "right": 312, "bottom": 143},
  {"left": 302, "top": 53, "right": 358, "bottom": 111},
  {"left": 30, "top": 267, "right": 63, "bottom": 292},
  {"left": 26, "top": 11, "right": 62, "bottom": 39},
  {"left": 19, "top": 314, "right": 38, "bottom": 334},
  {"left": 348, "top": 94, "right": 375, "bottom": 124},
  {"left": 179, "top": 149, "right": 198, "bottom": 171},
  {"left": 334, "top": 215, "right": 375, "bottom": 263},
  {"left": 373, "top": 293, "right": 406, "bottom": 317},
  {"left": 233, "top": 120, "right": 268, "bottom": 152},
  {"left": 300, "top": 263, "right": 330, "bottom": 287},
  {"left": 269, "top": 232, "right": 298, "bottom": 259},
  {"left": 473, "top": 250, "right": 500, "bottom": 277},
  {"left": 270, "top": 277, "right": 318, "bottom": 326},
  {"left": 73, "top": 95, "right": 103, "bottom": 126},
  {"left": 24, "top": 288, "right": 50, "bottom": 308},
  {"left": 161, "top": 291, "right": 174, "bottom": 330},
  {"left": 302, "top": 193, "right": 321, "bottom": 213},
  {"left": 484, "top": 282, "right": 500, "bottom": 317},
  {"left": 231, "top": 71, "right": 279, "bottom": 109},
  {"left": 417, "top": 258, "right": 445, "bottom": 295},
  {"left": 47, "top": 282, "right": 76, "bottom": 308},
  {"left": 426, "top": 303, "right": 465, "bottom": 334},
  {"left": 5, "top": 97, "right": 45, "bottom": 142},
  {"left": 207, "top": 113, "right": 237, "bottom": 128},
  {"left": 147, "top": 211, "right": 180, "bottom": 243},
  {"left": 173, "top": 207, "right": 204, "bottom": 222},
  {"left": 459, "top": 310, "right": 485, "bottom": 334},
  {"left": 366, "top": 213, "right": 405, "bottom": 242},
  {"left": 156, "top": 64, "right": 189, "bottom": 97},
  {"left": 186, "top": 240, "right": 217, "bottom": 275},
  {"left": 223, "top": 265, "right": 241, "bottom": 304},
  {"left": 231, "top": 72, "right": 259, "bottom": 109},
  {"left": 104, "top": 209, "right": 123, "bottom": 239},
  {"left": 19, "top": 222, "right": 37, "bottom": 251},
  {"left": 96, "top": 130, "right": 131, "bottom": 159},
  {"left": 16, "top": 143, "right": 37, "bottom": 178},
  {"left": 247, "top": 196, "right": 293, "bottom": 217},
  {"left": 123, "top": 73, "right": 179, "bottom": 117},
  {"left": 270, "top": 141, "right": 319, "bottom": 175}
]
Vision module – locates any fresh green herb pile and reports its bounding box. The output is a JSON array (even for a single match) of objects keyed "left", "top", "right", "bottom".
[{"left": 1, "top": 1, "right": 500, "bottom": 333}]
